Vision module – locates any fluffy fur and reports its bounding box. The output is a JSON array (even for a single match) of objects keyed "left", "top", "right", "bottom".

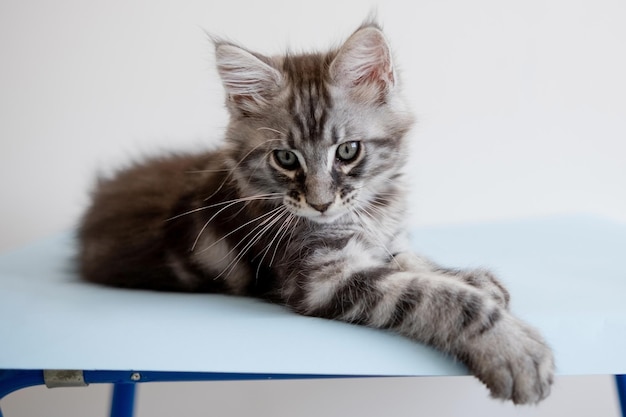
[{"left": 78, "top": 22, "right": 554, "bottom": 403}]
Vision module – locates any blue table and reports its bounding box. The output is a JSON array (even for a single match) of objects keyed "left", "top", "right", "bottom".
[{"left": 1, "top": 215, "right": 625, "bottom": 416}]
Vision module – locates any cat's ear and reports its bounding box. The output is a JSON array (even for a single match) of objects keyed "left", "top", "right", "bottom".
[
  {"left": 330, "top": 25, "right": 395, "bottom": 103},
  {"left": 215, "top": 43, "right": 283, "bottom": 113}
]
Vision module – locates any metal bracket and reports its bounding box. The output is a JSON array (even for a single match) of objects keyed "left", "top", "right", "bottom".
[{"left": 43, "top": 370, "right": 88, "bottom": 388}]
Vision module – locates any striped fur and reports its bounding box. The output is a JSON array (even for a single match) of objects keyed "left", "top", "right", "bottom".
[{"left": 78, "top": 22, "right": 553, "bottom": 404}]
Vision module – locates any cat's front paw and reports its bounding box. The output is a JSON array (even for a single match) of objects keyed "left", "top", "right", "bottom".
[
  {"left": 461, "top": 313, "right": 554, "bottom": 404},
  {"left": 460, "top": 268, "right": 510, "bottom": 309}
]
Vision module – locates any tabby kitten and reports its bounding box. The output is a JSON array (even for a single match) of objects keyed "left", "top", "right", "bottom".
[{"left": 78, "top": 22, "right": 554, "bottom": 403}]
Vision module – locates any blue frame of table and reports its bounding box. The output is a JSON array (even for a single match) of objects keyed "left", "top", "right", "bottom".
[
  {"left": 0, "top": 369, "right": 370, "bottom": 417},
  {"left": 1, "top": 370, "right": 625, "bottom": 417}
]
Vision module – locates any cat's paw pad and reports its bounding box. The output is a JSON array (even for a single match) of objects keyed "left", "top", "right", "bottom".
[{"left": 464, "top": 315, "right": 554, "bottom": 404}]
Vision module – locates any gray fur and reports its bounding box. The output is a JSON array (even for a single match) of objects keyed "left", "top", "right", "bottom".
[{"left": 78, "top": 22, "right": 554, "bottom": 404}]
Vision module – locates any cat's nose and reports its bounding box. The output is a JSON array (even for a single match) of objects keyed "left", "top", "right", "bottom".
[{"left": 309, "top": 202, "right": 332, "bottom": 213}]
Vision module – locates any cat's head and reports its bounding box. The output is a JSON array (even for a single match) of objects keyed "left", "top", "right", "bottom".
[{"left": 215, "top": 23, "right": 414, "bottom": 224}]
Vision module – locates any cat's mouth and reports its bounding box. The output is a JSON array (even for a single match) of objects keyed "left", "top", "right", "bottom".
[
  {"left": 283, "top": 200, "right": 346, "bottom": 224},
  {"left": 283, "top": 189, "right": 359, "bottom": 224},
  {"left": 305, "top": 210, "right": 345, "bottom": 224}
]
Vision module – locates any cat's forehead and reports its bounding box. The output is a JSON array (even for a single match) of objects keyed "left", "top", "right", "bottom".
[
  {"left": 278, "top": 52, "right": 334, "bottom": 83},
  {"left": 257, "top": 96, "right": 393, "bottom": 151},
  {"left": 262, "top": 54, "right": 334, "bottom": 148},
  {"left": 249, "top": 52, "right": 410, "bottom": 149}
]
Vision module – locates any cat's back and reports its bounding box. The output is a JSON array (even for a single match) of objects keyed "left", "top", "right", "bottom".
[{"left": 78, "top": 151, "right": 223, "bottom": 289}]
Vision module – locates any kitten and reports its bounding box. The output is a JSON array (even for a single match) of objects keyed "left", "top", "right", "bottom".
[{"left": 78, "top": 22, "right": 554, "bottom": 403}]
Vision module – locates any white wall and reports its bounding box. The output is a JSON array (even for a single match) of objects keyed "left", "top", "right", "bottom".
[
  {"left": 1, "top": 0, "right": 625, "bottom": 415},
  {"left": 2, "top": 0, "right": 625, "bottom": 252}
]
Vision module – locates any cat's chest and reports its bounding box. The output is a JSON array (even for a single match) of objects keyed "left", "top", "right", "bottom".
[{"left": 286, "top": 222, "right": 402, "bottom": 262}]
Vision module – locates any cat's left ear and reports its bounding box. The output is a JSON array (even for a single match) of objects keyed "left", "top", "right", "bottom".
[
  {"left": 215, "top": 42, "right": 283, "bottom": 114},
  {"left": 329, "top": 24, "right": 396, "bottom": 103}
]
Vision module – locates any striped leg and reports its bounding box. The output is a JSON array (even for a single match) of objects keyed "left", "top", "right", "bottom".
[
  {"left": 285, "top": 243, "right": 554, "bottom": 404},
  {"left": 393, "top": 252, "right": 510, "bottom": 309}
]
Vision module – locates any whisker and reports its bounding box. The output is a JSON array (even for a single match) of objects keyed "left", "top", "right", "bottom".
[
  {"left": 365, "top": 201, "right": 390, "bottom": 217},
  {"left": 215, "top": 207, "right": 288, "bottom": 280},
  {"left": 270, "top": 213, "right": 297, "bottom": 266},
  {"left": 351, "top": 205, "right": 402, "bottom": 270},
  {"left": 250, "top": 208, "right": 290, "bottom": 264},
  {"left": 196, "top": 205, "right": 284, "bottom": 255},
  {"left": 203, "top": 139, "right": 284, "bottom": 202},
  {"left": 166, "top": 193, "right": 282, "bottom": 222},
  {"left": 254, "top": 210, "right": 293, "bottom": 279},
  {"left": 191, "top": 197, "right": 281, "bottom": 251},
  {"left": 184, "top": 168, "right": 231, "bottom": 174},
  {"left": 237, "top": 149, "right": 276, "bottom": 194},
  {"left": 257, "top": 127, "right": 287, "bottom": 136},
  {"left": 265, "top": 212, "right": 295, "bottom": 267},
  {"left": 211, "top": 206, "right": 285, "bottom": 262}
]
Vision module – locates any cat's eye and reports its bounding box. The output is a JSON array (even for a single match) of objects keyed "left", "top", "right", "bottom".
[
  {"left": 273, "top": 150, "right": 300, "bottom": 170},
  {"left": 336, "top": 141, "right": 361, "bottom": 163}
]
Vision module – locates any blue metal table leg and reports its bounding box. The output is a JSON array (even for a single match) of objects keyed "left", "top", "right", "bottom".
[
  {"left": 0, "top": 370, "right": 44, "bottom": 399},
  {"left": 617, "top": 375, "right": 626, "bottom": 417},
  {"left": 0, "top": 370, "right": 45, "bottom": 417},
  {"left": 110, "top": 383, "right": 136, "bottom": 417}
]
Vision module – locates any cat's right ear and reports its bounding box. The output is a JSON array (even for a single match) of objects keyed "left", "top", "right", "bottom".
[
  {"left": 330, "top": 24, "right": 395, "bottom": 104},
  {"left": 215, "top": 43, "right": 283, "bottom": 114}
]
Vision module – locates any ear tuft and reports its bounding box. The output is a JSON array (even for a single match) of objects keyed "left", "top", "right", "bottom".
[
  {"left": 215, "top": 43, "right": 283, "bottom": 112},
  {"left": 330, "top": 26, "right": 395, "bottom": 102}
]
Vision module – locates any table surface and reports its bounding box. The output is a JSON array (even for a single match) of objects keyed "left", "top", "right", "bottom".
[{"left": 1, "top": 215, "right": 625, "bottom": 376}]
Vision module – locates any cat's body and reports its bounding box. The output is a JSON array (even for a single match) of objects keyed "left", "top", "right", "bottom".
[{"left": 79, "top": 23, "right": 554, "bottom": 404}]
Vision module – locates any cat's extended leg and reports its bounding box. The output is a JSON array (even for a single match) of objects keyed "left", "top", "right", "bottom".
[
  {"left": 283, "top": 243, "right": 553, "bottom": 404},
  {"left": 393, "top": 252, "right": 510, "bottom": 309}
]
